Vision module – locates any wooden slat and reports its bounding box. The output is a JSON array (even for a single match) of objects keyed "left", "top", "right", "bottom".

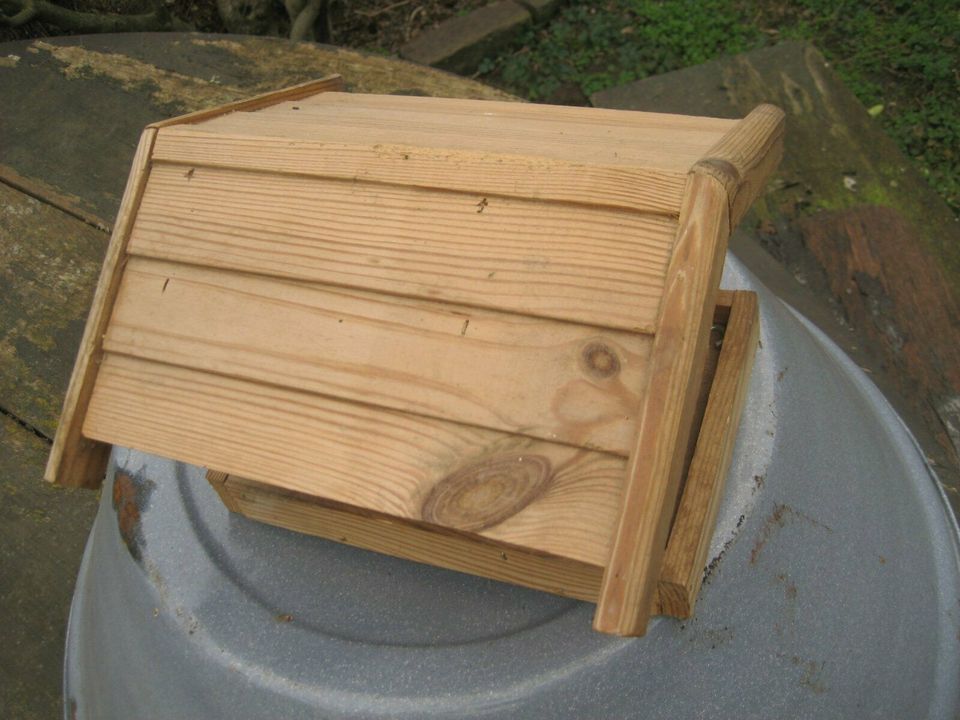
[
  {"left": 147, "top": 74, "right": 345, "bottom": 129},
  {"left": 216, "top": 472, "right": 605, "bottom": 602},
  {"left": 657, "top": 290, "right": 759, "bottom": 616},
  {"left": 44, "top": 128, "right": 157, "bottom": 488},
  {"left": 193, "top": 94, "right": 736, "bottom": 173},
  {"left": 83, "top": 354, "right": 626, "bottom": 567},
  {"left": 152, "top": 129, "right": 687, "bottom": 216},
  {"left": 594, "top": 171, "right": 731, "bottom": 636},
  {"left": 695, "top": 104, "right": 786, "bottom": 228},
  {"left": 105, "top": 258, "right": 651, "bottom": 454},
  {"left": 127, "top": 164, "right": 677, "bottom": 332}
]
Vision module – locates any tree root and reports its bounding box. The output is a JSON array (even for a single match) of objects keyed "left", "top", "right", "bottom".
[{"left": 0, "top": 0, "right": 192, "bottom": 33}]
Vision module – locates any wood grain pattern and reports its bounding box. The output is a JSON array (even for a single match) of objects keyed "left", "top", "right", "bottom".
[
  {"left": 105, "top": 257, "right": 651, "bottom": 454},
  {"left": 128, "top": 164, "right": 677, "bottom": 332},
  {"left": 214, "top": 471, "right": 606, "bottom": 602},
  {"left": 206, "top": 470, "right": 241, "bottom": 512},
  {"left": 695, "top": 104, "right": 785, "bottom": 228},
  {"left": 84, "top": 354, "right": 626, "bottom": 567},
  {"left": 205, "top": 294, "right": 751, "bottom": 614},
  {"left": 44, "top": 128, "right": 157, "bottom": 488},
  {"left": 594, "top": 171, "right": 731, "bottom": 636},
  {"left": 194, "top": 92, "right": 738, "bottom": 173},
  {"left": 152, "top": 129, "right": 687, "bottom": 215},
  {"left": 657, "top": 290, "right": 759, "bottom": 617},
  {"left": 147, "top": 74, "right": 345, "bottom": 129}
]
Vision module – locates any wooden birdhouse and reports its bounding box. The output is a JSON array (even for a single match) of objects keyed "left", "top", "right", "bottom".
[{"left": 47, "top": 76, "right": 783, "bottom": 636}]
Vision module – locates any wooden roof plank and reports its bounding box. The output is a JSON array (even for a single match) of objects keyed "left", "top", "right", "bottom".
[
  {"left": 128, "top": 164, "right": 676, "bottom": 333},
  {"left": 106, "top": 257, "right": 652, "bottom": 454},
  {"left": 83, "top": 353, "right": 626, "bottom": 568},
  {"left": 152, "top": 129, "right": 688, "bottom": 216}
]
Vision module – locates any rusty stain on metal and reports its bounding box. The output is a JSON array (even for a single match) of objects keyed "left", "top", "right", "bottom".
[
  {"left": 111, "top": 470, "right": 155, "bottom": 563},
  {"left": 751, "top": 503, "right": 832, "bottom": 565}
]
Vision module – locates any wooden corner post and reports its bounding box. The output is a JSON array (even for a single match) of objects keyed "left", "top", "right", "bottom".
[
  {"left": 594, "top": 105, "right": 784, "bottom": 635},
  {"left": 44, "top": 127, "right": 157, "bottom": 489}
]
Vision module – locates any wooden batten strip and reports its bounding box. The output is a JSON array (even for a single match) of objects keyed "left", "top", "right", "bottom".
[
  {"left": 198, "top": 96, "right": 736, "bottom": 174},
  {"left": 212, "top": 472, "right": 606, "bottom": 602},
  {"left": 657, "top": 290, "right": 759, "bottom": 617},
  {"left": 594, "top": 171, "right": 731, "bottom": 636},
  {"left": 44, "top": 128, "right": 157, "bottom": 488},
  {"left": 152, "top": 129, "right": 688, "bottom": 216},
  {"left": 694, "top": 104, "right": 785, "bottom": 228},
  {"left": 147, "top": 75, "right": 345, "bottom": 129}
]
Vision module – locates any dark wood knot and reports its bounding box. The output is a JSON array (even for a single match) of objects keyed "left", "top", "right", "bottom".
[
  {"left": 581, "top": 342, "right": 620, "bottom": 379},
  {"left": 421, "top": 454, "right": 552, "bottom": 532}
]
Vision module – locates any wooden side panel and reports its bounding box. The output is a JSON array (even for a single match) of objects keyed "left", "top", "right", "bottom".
[
  {"left": 657, "top": 290, "right": 759, "bottom": 617},
  {"left": 594, "top": 172, "right": 731, "bottom": 636},
  {"left": 218, "top": 473, "right": 605, "bottom": 602},
  {"left": 152, "top": 129, "right": 688, "bottom": 216},
  {"left": 44, "top": 128, "right": 157, "bottom": 488},
  {"left": 147, "top": 75, "right": 345, "bottom": 129},
  {"left": 105, "top": 258, "right": 651, "bottom": 454},
  {"left": 83, "top": 354, "right": 626, "bottom": 567},
  {"left": 127, "top": 164, "right": 677, "bottom": 332}
]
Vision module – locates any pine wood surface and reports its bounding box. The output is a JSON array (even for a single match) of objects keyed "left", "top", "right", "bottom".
[
  {"left": 657, "top": 290, "right": 759, "bottom": 617},
  {"left": 594, "top": 172, "right": 731, "bottom": 635},
  {"left": 106, "top": 257, "right": 652, "bottom": 454},
  {"left": 152, "top": 129, "right": 688, "bottom": 215},
  {"left": 43, "top": 128, "right": 157, "bottom": 488},
  {"left": 191, "top": 92, "right": 738, "bottom": 173},
  {"left": 205, "top": 291, "right": 757, "bottom": 615},
  {"left": 85, "top": 353, "right": 626, "bottom": 567},
  {"left": 695, "top": 104, "right": 786, "bottom": 228},
  {"left": 128, "top": 163, "right": 677, "bottom": 332},
  {"left": 208, "top": 470, "right": 607, "bottom": 602}
]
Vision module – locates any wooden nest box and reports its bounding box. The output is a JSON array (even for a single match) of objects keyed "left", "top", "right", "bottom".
[{"left": 47, "top": 76, "right": 784, "bottom": 636}]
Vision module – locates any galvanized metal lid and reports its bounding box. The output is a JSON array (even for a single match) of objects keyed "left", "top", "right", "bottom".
[{"left": 64, "top": 256, "right": 960, "bottom": 719}]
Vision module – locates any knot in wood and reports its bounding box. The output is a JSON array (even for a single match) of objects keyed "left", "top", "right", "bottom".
[
  {"left": 581, "top": 342, "right": 621, "bottom": 379},
  {"left": 422, "top": 454, "right": 552, "bottom": 532}
]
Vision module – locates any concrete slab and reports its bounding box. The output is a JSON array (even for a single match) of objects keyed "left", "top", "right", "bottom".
[{"left": 0, "top": 183, "right": 106, "bottom": 438}]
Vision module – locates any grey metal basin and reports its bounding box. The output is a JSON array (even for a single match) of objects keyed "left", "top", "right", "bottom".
[{"left": 64, "top": 255, "right": 960, "bottom": 719}]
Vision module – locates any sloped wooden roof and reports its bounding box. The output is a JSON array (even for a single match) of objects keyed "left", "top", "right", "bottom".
[{"left": 47, "top": 76, "right": 783, "bottom": 635}]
